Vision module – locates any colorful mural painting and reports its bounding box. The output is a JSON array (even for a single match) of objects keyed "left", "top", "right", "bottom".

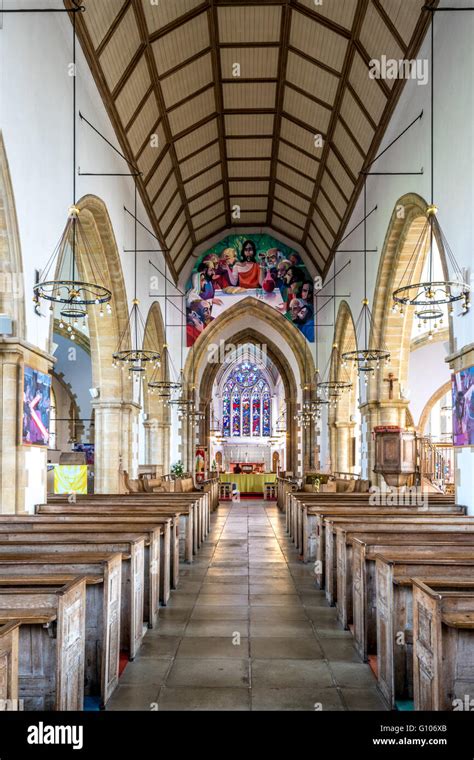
[
  {"left": 186, "top": 234, "right": 314, "bottom": 346},
  {"left": 452, "top": 366, "right": 474, "bottom": 446}
]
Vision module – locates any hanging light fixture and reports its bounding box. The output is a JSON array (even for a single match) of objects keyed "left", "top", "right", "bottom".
[
  {"left": 33, "top": 10, "right": 111, "bottom": 337},
  {"left": 316, "top": 251, "right": 353, "bottom": 401},
  {"left": 112, "top": 185, "right": 160, "bottom": 381},
  {"left": 294, "top": 321, "right": 328, "bottom": 429},
  {"left": 148, "top": 261, "right": 183, "bottom": 401},
  {"left": 392, "top": 17, "right": 470, "bottom": 328},
  {"left": 342, "top": 183, "right": 391, "bottom": 383}
]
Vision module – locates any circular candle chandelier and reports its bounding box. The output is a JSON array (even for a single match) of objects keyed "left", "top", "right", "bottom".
[
  {"left": 316, "top": 250, "right": 353, "bottom": 402},
  {"left": 148, "top": 262, "right": 183, "bottom": 400},
  {"left": 392, "top": 18, "right": 470, "bottom": 329},
  {"left": 294, "top": 398, "right": 328, "bottom": 428},
  {"left": 34, "top": 12, "right": 111, "bottom": 337},
  {"left": 112, "top": 186, "right": 160, "bottom": 380},
  {"left": 342, "top": 184, "right": 390, "bottom": 382}
]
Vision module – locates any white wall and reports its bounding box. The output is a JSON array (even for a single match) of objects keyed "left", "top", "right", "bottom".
[
  {"left": 0, "top": 5, "right": 167, "bottom": 506},
  {"left": 316, "top": 9, "right": 474, "bottom": 510},
  {"left": 407, "top": 339, "right": 450, "bottom": 427}
]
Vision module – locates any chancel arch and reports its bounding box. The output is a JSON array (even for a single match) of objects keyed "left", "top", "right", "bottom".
[{"left": 181, "top": 297, "right": 315, "bottom": 477}]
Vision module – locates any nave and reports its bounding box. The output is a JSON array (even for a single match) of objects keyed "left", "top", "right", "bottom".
[{"left": 107, "top": 500, "right": 385, "bottom": 712}]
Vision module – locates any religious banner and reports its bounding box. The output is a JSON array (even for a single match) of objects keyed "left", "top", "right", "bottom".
[
  {"left": 452, "top": 366, "right": 474, "bottom": 446},
  {"left": 54, "top": 464, "right": 88, "bottom": 495},
  {"left": 22, "top": 366, "right": 52, "bottom": 446},
  {"left": 185, "top": 234, "right": 314, "bottom": 346}
]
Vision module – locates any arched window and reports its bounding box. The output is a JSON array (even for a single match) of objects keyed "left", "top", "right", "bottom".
[{"left": 221, "top": 362, "right": 271, "bottom": 438}]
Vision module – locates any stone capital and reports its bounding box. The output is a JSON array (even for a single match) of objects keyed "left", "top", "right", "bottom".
[
  {"left": 0, "top": 337, "right": 56, "bottom": 371},
  {"left": 359, "top": 399, "right": 410, "bottom": 413},
  {"left": 445, "top": 342, "right": 474, "bottom": 372}
]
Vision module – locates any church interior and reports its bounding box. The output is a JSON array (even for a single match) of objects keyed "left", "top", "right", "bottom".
[{"left": 0, "top": 0, "right": 473, "bottom": 723}]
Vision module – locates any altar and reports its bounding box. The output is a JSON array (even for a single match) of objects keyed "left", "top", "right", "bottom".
[{"left": 219, "top": 472, "right": 277, "bottom": 494}]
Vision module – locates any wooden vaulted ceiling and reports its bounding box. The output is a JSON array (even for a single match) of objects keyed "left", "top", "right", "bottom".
[{"left": 71, "top": 0, "right": 435, "bottom": 280}]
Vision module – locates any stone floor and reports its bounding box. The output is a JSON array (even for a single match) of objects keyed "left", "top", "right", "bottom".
[{"left": 107, "top": 500, "right": 387, "bottom": 711}]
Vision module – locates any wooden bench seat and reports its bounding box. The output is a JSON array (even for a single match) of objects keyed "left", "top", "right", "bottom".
[
  {"left": 323, "top": 516, "right": 474, "bottom": 603},
  {"left": 45, "top": 491, "right": 210, "bottom": 547},
  {"left": 0, "top": 572, "right": 122, "bottom": 707},
  {"left": 0, "top": 521, "right": 166, "bottom": 619},
  {"left": 0, "top": 537, "right": 145, "bottom": 661},
  {"left": 375, "top": 553, "right": 474, "bottom": 708},
  {"left": 0, "top": 553, "right": 121, "bottom": 706},
  {"left": 0, "top": 577, "right": 86, "bottom": 710},
  {"left": 412, "top": 578, "right": 474, "bottom": 710},
  {"left": 286, "top": 491, "right": 461, "bottom": 541},
  {"left": 0, "top": 620, "right": 20, "bottom": 710},
  {"left": 294, "top": 500, "right": 464, "bottom": 557},
  {"left": 348, "top": 533, "right": 474, "bottom": 661},
  {"left": 301, "top": 506, "right": 467, "bottom": 566},
  {"left": 8, "top": 514, "right": 178, "bottom": 594},
  {"left": 39, "top": 500, "right": 198, "bottom": 563}
]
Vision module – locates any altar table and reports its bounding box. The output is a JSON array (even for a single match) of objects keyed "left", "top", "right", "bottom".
[{"left": 219, "top": 472, "right": 277, "bottom": 494}]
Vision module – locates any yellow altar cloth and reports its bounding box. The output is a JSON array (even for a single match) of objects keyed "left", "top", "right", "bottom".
[{"left": 219, "top": 472, "right": 276, "bottom": 493}]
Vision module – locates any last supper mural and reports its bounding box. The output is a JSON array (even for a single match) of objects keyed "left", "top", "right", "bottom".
[{"left": 186, "top": 234, "right": 315, "bottom": 346}]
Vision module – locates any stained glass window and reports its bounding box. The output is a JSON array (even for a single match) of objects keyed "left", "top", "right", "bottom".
[
  {"left": 242, "top": 391, "right": 251, "bottom": 436},
  {"left": 232, "top": 386, "right": 240, "bottom": 436},
  {"left": 221, "top": 363, "right": 271, "bottom": 437},
  {"left": 252, "top": 392, "right": 261, "bottom": 436},
  {"left": 262, "top": 384, "right": 271, "bottom": 437},
  {"left": 222, "top": 385, "right": 231, "bottom": 437}
]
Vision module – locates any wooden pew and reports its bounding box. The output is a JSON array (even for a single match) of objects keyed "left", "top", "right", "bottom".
[
  {"left": 0, "top": 553, "right": 125, "bottom": 684},
  {"left": 0, "top": 537, "right": 145, "bottom": 661},
  {"left": 0, "top": 621, "right": 19, "bottom": 710},
  {"left": 294, "top": 498, "right": 464, "bottom": 556},
  {"left": 303, "top": 505, "right": 467, "bottom": 568},
  {"left": 0, "top": 553, "right": 121, "bottom": 706},
  {"left": 0, "top": 577, "right": 86, "bottom": 710},
  {"left": 412, "top": 578, "right": 474, "bottom": 711},
  {"left": 349, "top": 533, "right": 474, "bottom": 660},
  {"left": 40, "top": 499, "right": 196, "bottom": 563},
  {"left": 0, "top": 576, "right": 117, "bottom": 707},
  {"left": 46, "top": 491, "right": 210, "bottom": 547},
  {"left": 11, "top": 514, "right": 178, "bottom": 594},
  {"left": 323, "top": 516, "right": 474, "bottom": 603},
  {"left": 0, "top": 520, "right": 165, "bottom": 619},
  {"left": 375, "top": 552, "right": 474, "bottom": 708},
  {"left": 287, "top": 491, "right": 461, "bottom": 544}
]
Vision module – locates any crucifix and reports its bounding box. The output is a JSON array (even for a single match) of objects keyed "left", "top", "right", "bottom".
[{"left": 384, "top": 372, "right": 399, "bottom": 401}]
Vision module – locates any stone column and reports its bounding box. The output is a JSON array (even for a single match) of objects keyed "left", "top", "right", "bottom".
[
  {"left": 143, "top": 418, "right": 159, "bottom": 465},
  {"left": 92, "top": 400, "right": 141, "bottom": 493},
  {"left": 334, "top": 421, "right": 356, "bottom": 474},
  {"left": 0, "top": 339, "right": 54, "bottom": 513}
]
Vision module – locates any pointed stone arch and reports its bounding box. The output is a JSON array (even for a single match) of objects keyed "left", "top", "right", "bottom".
[
  {"left": 51, "top": 194, "right": 135, "bottom": 492},
  {"left": 143, "top": 301, "right": 170, "bottom": 475},
  {"left": 329, "top": 300, "right": 360, "bottom": 474},
  {"left": 363, "top": 193, "right": 453, "bottom": 483},
  {"left": 181, "top": 298, "right": 316, "bottom": 474},
  {"left": 0, "top": 131, "right": 25, "bottom": 339},
  {"left": 418, "top": 380, "right": 452, "bottom": 436}
]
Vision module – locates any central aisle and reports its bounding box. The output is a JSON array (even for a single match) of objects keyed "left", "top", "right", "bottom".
[{"left": 108, "top": 501, "right": 387, "bottom": 711}]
